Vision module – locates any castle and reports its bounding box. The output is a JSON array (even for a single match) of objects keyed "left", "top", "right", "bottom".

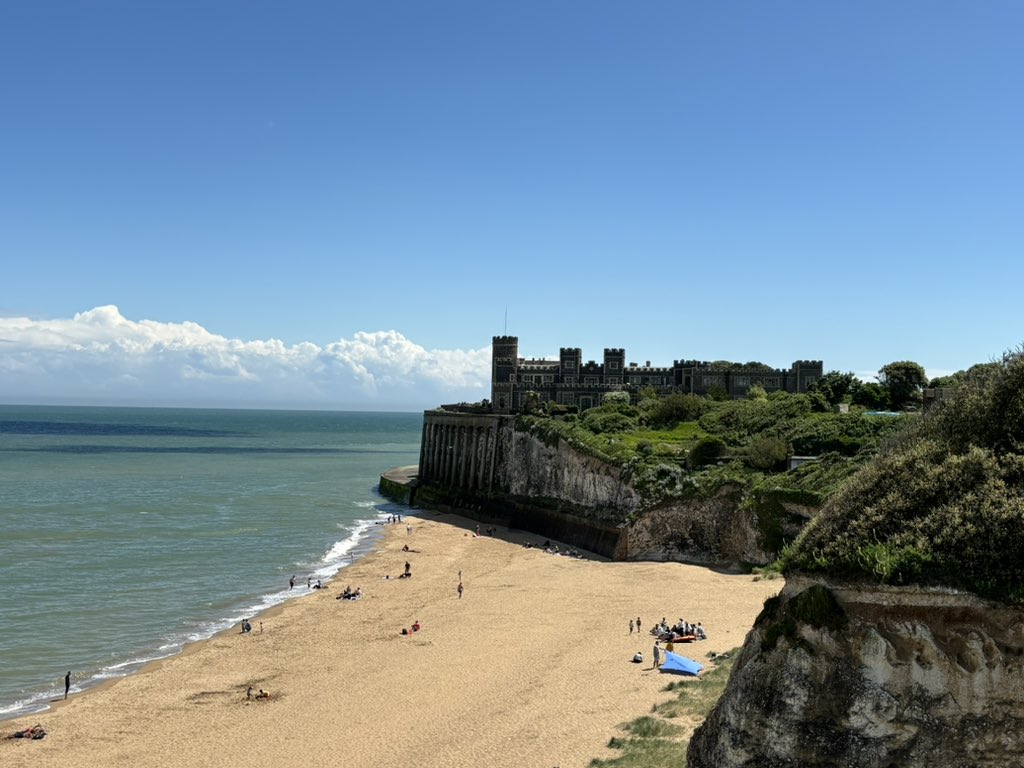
[{"left": 490, "top": 336, "right": 822, "bottom": 413}]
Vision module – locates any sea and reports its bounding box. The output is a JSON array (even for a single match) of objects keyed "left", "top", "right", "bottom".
[{"left": 0, "top": 404, "right": 422, "bottom": 720}]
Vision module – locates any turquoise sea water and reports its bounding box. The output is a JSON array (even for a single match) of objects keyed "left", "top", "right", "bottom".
[{"left": 0, "top": 405, "right": 422, "bottom": 720}]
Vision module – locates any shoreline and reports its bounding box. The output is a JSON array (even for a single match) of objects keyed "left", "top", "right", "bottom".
[
  {"left": 0, "top": 514, "right": 393, "bottom": 724},
  {"left": 2, "top": 512, "right": 781, "bottom": 767}
]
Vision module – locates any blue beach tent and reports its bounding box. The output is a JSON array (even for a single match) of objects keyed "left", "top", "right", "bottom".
[{"left": 660, "top": 651, "right": 704, "bottom": 676}]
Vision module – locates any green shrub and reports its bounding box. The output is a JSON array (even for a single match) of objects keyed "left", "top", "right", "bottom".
[
  {"left": 745, "top": 437, "right": 790, "bottom": 470},
  {"left": 648, "top": 393, "right": 709, "bottom": 428},
  {"left": 690, "top": 437, "right": 727, "bottom": 468}
]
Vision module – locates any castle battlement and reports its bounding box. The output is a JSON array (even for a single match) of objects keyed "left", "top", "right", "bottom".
[{"left": 489, "top": 337, "right": 822, "bottom": 413}]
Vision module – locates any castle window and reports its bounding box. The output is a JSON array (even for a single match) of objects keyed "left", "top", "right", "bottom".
[
  {"left": 609, "top": 361, "right": 620, "bottom": 370},
  {"left": 509, "top": 374, "right": 515, "bottom": 382},
  {"left": 735, "top": 376, "right": 749, "bottom": 387},
  {"left": 563, "top": 361, "right": 575, "bottom": 370},
  {"left": 584, "top": 376, "right": 598, "bottom": 385},
  {"left": 630, "top": 376, "right": 641, "bottom": 385},
  {"left": 607, "top": 376, "right": 620, "bottom": 385},
  {"left": 765, "top": 377, "right": 779, "bottom": 388},
  {"left": 542, "top": 375, "right": 553, "bottom": 383},
  {"left": 565, "top": 376, "right": 575, "bottom": 384}
]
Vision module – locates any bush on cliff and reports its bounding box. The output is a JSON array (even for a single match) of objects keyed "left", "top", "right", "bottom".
[{"left": 783, "top": 347, "right": 1024, "bottom": 603}]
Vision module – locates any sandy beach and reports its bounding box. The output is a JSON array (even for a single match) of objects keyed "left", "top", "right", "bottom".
[{"left": 2, "top": 513, "right": 780, "bottom": 768}]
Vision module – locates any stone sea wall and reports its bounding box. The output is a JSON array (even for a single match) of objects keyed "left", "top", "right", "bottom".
[{"left": 687, "top": 576, "right": 1024, "bottom": 767}]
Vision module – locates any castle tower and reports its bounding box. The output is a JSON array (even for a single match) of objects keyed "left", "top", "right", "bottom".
[
  {"left": 603, "top": 348, "right": 625, "bottom": 385},
  {"left": 491, "top": 336, "right": 519, "bottom": 413}
]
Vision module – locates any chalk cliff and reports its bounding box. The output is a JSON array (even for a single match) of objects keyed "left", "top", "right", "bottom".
[
  {"left": 413, "top": 411, "right": 786, "bottom": 563},
  {"left": 503, "top": 426, "right": 641, "bottom": 522},
  {"left": 687, "top": 576, "right": 1024, "bottom": 767}
]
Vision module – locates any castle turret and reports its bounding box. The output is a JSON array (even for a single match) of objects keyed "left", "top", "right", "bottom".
[
  {"left": 491, "top": 336, "right": 519, "bottom": 413},
  {"left": 603, "top": 348, "right": 625, "bottom": 386}
]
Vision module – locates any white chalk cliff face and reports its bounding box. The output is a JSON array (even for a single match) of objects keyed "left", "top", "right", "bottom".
[
  {"left": 688, "top": 577, "right": 1024, "bottom": 768},
  {"left": 500, "top": 428, "right": 774, "bottom": 562},
  {"left": 503, "top": 428, "right": 641, "bottom": 521}
]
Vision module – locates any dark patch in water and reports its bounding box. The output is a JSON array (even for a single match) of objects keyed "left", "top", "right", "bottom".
[
  {"left": 0, "top": 420, "right": 245, "bottom": 438},
  {"left": 5, "top": 445, "right": 408, "bottom": 455}
]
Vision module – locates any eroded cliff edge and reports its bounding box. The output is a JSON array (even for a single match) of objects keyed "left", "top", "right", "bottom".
[
  {"left": 409, "top": 410, "right": 784, "bottom": 562},
  {"left": 688, "top": 577, "right": 1024, "bottom": 767}
]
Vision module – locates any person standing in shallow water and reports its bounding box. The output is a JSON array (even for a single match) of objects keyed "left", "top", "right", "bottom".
[{"left": 64, "top": 671, "right": 70, "bottom": 700}]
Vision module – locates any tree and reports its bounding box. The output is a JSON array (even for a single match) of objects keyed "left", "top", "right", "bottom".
[
  {"left": 809, "top": 371, "right": 863, "bottom": 406},
  {"left": 747, "top": 384, "right": 768, "bottom": 401},
  {"left": 852, "top": 382, "right": 890, "bottom": 410},
  {"left": 602, "top": 391, "right": 631, "bottom": 407},
  {"left": 647, "top": 393, "right": 708, "bottom": 428},
  {"left": 706, "top": 385, "right": 729, "bottom": 401},
  {"left": 878, "top": 361, "right": 927, "bottom": 410},
  {"left": 746, "top": 436, "right": 790, "bottom": 470}
]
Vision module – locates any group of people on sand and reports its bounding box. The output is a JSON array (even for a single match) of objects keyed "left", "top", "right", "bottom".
[
  {"left": 651, "top": 616, "right": 707, "bottom": 642},
  {"left": 245, "top": 686, "right": 271, "bottom": 701},
  {"left": 336, "top": 585, "right": 362, "bottom": 600},
  {"left": 521, "top": 539, "right": 583, "bottom": 558}
]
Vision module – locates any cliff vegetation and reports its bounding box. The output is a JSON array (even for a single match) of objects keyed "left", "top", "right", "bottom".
[
  {"left": 782, "top": 347, "right": 1024, "bottom": 603},
  {"left": 516, "top": 387, "right": 907, "bottom": 549}
]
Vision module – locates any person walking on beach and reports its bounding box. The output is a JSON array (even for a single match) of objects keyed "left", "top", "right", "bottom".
[
  {"left": 64, "top": 671, "right": 70, "bottom": 700},
  {"left": 457, "top": 581, "right": 464, "bottom": 599},
  {"left": 653, "top": 640, "right": 661, "bottom": 669},
  {"left": 629, "top": 619, "right": 634, "bottom": 634},
  {"left": 636, "top": 617, "right": 642, "bottom": 634}
]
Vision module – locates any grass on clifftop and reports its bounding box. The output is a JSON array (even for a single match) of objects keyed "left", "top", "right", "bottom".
[
  {"left": 588, "top": 652, "right": 737, "bottom": 768},
  {"left": 520, "top": 394, "right": 903, "bottom": 505},
  {"left": 782, "top": 347, "right": 1024, "bottom": 603}
]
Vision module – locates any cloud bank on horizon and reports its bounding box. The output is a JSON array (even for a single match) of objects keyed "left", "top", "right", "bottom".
[{"left": 0, "top": 306, "right": 490, "bottom": 411}]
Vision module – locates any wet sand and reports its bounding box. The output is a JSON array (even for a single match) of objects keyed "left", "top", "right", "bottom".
[{"left": 1, "top": 513, "right": 780, "bottom": 767}]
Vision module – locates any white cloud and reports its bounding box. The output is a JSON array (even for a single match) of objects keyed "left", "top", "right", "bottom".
[{"left": 0, "top": 306, "right": 491, "bottom": 411}]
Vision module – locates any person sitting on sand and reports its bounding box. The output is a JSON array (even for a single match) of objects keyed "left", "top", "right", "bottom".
[
  {"left": 411, "top": 620, "right": 421, "bottom": 632},
  {"left": 10, "top": 724, "right": 46, "bottom": 740},
  {"left": 255, "top": 689, "right": 270, "bottom": 699}
]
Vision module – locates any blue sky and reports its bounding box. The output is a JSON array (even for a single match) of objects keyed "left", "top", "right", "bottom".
[{"left": 2, "top": 2, "right": 1021, "bottom": 411}]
